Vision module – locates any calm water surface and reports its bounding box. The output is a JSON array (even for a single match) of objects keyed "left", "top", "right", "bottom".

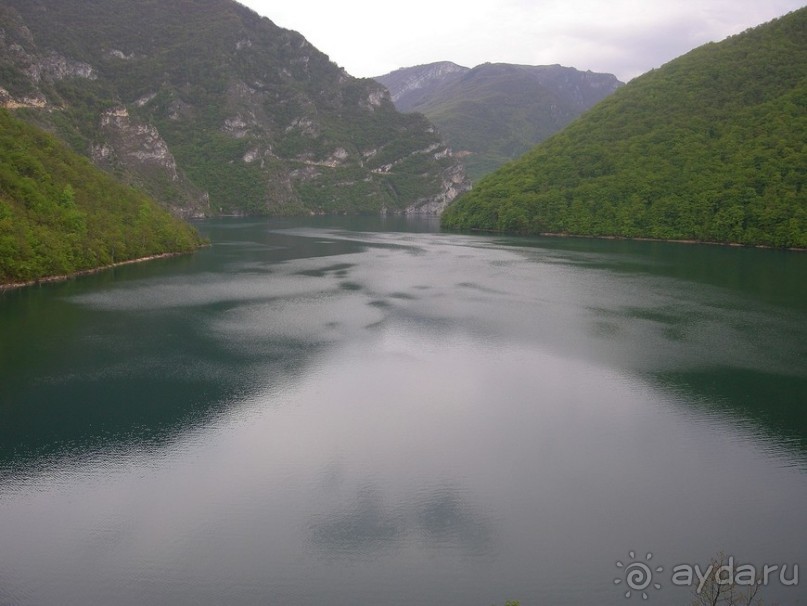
[{"left": 1, "top": 217, "right": 805, "bottom": 605}]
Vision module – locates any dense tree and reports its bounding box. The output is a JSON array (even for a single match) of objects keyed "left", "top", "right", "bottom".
[
  {"left": 442, "top": 8, "right": 807, "bottom": 248},
  {"left": 0, "top": 110, "right": 204, "bottom": 285}
]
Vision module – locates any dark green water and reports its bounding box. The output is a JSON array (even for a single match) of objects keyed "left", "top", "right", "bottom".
[{"left": 1, "top": 217, "right": 805, "bottom": 605}]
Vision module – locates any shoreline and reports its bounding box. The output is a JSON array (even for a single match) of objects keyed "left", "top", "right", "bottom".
[
  {"left": 0, "top": 250, "right": 198, "bottom": 292},
  {"left": 467, "top": 228, "right": 807, "bottom": 252}
]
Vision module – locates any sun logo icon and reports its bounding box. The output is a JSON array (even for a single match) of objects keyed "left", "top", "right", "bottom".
[{"left": 614, "top": 551, "right": 663, "bottom": 600}]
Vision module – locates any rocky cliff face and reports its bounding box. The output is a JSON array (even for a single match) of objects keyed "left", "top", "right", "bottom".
[
  {"left": 378, "top": 61, "right": 469, "bottom": 110},
  {"left": 0, "top": 9, "right": 85, "bottom": 108},
  {"left": 91, "top": 107, "right": 209, "bottom": 216},
  {"left": 405, "top": 159, "right": 468, "bottom": 215},
  {"left": 0, "top": 0, "right": 468, "bottom": 216}
]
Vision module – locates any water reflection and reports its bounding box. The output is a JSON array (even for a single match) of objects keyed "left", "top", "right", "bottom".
[
  {"left": 309, "top": 484, "right": 492, "bottom": 556},
  {"left": 1, "top": 218, "right": 805, "bottom": 605},
  {"left": 4, "top": 220, "right": 804, "bottom": 467},
  {"left": 309, "top": 485, "right": 404, "bottom": 554},
  {"left": 655, "top": 367, "right": 807, "bottom": 457}
]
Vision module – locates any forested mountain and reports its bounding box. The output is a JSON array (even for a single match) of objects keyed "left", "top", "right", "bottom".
[
  {"left": 441, "top": 9, "right": 807, "bottom": 248},
  {"left": 375, "top": 62, "right": 622, "bottom": 180},
  {"left": 0, "top": 109, "right": 203, "bottom": 285},
  {"left": 0, "top": 0, "right": 468, "bottom": 216}
]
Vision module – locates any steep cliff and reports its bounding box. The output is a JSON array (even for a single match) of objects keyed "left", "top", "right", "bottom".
[{"left": 0, "top": 0, "right": 469, "bottom": 216}]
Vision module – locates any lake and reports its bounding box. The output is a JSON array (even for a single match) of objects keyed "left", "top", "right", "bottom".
[{"left": 1, "top": 216, "right": 805, "bottom": 605}]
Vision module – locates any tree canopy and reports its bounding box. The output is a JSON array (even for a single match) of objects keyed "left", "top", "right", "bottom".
[
  {"left": 0, "top": 109, "right": 204, "bottom": 285},
  {"left": 441, "top": 8, "right": 807, "bottom": 248}
]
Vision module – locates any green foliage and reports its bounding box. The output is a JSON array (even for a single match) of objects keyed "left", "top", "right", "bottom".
[
  {"left": 377, "top": 63, "right": 622, "bottom": 181},
  {"left": 0, "top": 109, "right": 204, "bottom": 285},
  {"left": 1, "top": 0, "right": 461, "bottom": 215},
  {"left": 442, "top": 8, "right": 807, "bottom": 248}
]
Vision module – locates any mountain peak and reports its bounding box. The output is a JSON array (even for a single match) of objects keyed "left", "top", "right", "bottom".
[{"left": 373, "top": 61, "right": 470, "bottom": 106}]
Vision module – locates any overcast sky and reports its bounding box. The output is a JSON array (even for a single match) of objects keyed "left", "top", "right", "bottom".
[{"left": 237, "top": 0, "right": 803, "bottom": 81}]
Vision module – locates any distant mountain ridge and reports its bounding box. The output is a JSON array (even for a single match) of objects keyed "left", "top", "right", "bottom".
[
  {"left": 375, "top": 62, "right": 622, "bottom": 179},
  {"left": 441, "top": 8, "right": 807, "bottom": 248},
  {"left": 0, "top": 0, "right": 469, "bottom": 216},
  {"left": 376, "top": 62, "right": 468, "bottom": 111}
]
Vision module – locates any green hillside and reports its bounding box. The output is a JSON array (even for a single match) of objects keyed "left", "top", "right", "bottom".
[
  {"left": 0, "top": 0, "right": 468, "bottom": 216},
  {"left": 0, "top": 109, "right": 204, "bottom": 285},
  {"left": 441, "top": 9, "right": 807, "bottom": 248}
]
